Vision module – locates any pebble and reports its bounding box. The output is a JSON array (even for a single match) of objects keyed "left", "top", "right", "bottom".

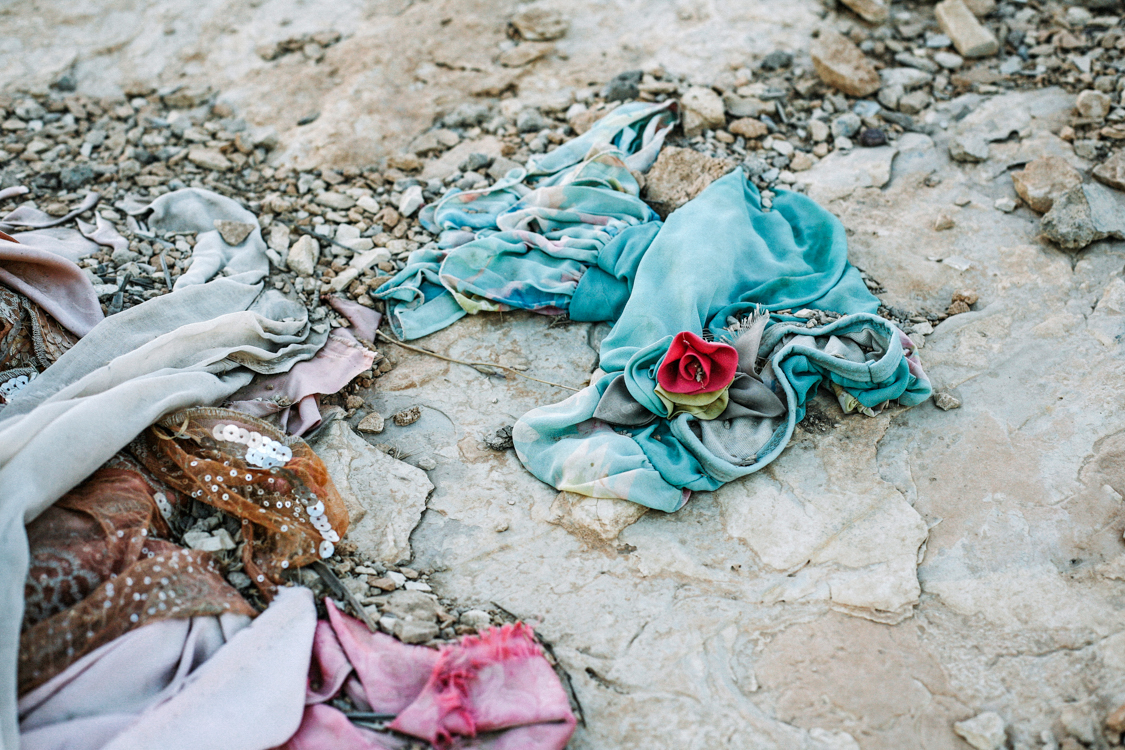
[
  {"left": 809, "top": 120, "right": 830, "bottom": 143},
  {"left": 810, "top": 30, "right": 881, "bottom": 97},
  {"left": 459, "top": 609, "right": 492, "bottom": 630},
  {"left": 1042, "top": 183, "right": 1125, "bottom": 251},
  {"left": 394, "top": 619, "right": 439, "bottom": 644},
  {"left": 510, "top": 5, "right": 569, "bottom": 41},
  {"left": 315, "top": 191, "right": 356, "bottom": 210},
  {"left": 385, "top": 570, "right": 407, "bottom": 587},
  {"left": 1076, "top": 90, "right": 1112, "bottom": 121},
  {"left": 186, "top": 147, "right": 232, "bottom": 171},
  {"left": 287, "top": 235, "right": 320, "bottom": 276},
  {"left": 1011, "top": 156, "right": 1082, "bottom": 213},
  {"left": 729, "top": 118, "right": 768, "bottom": 139},
  {"left": 858, "top": 128, "right": 887, "bottom": 147},
  {"left": 831, "top": 113, "right": 862, "bottom": 139},
  {"left": 1093, "top": 151, "right": 1125, "bottom": 192},
  {"left": 680, "top": 86, "right": 726, "bottom": 137},
  {"left": 948, "top": 133, "right": 990, "bottom": 163},
  {"left": 267, "top": 224, "right": 291, "bottom": 253},
  {"left": 393, "top": 405, "right": 422, "bottom": 426},
  {"left": 935, "top": 0, "right": 999, "bottom": 58},
  {"left": 214, "top": 220, "right": 255, "bottom": 246},
  {"left": 398, "top": 185, "right": 424, "bottom": 217},
  {"left": 934, "top": 211, "right": 956, "bottom": 231},
  {"left": 759, "top": 50, "right": 793, "bottom": 71},
  {"left": 414, "top": 456, "right": 437, "bottom": 471},
  {"left": 994, "top": 196, "right": 1016, "bottom": 213},
  {"left": 840, "top": 0, "right": 889, "bottom": 24},
  {"left": 953, "top": 712, "right": 1006, "bottom": 750},
  {"left": 357, "top": 412, "right": 385, "bottom": 434},
  {"left": 604, "top": 70, "right": 642, "bottom": 102},
  {"left": 933, "top": 51, "right": 964, "bottom": 70}
]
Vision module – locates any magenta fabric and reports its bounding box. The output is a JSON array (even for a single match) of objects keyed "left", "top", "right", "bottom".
[
  {"left": 655, "top": 331, "right": 738, "bottom": 395},
  {"left": 0, "top": 232, "right": 104, "bottom": 337},
  {"left": 283, "top": 601, "right": 576, "bottom": 750}
]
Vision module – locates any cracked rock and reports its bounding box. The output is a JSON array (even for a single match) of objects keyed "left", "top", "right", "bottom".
[
  {"left": 643, "top": 146, "right": 735, "bottom": 218},
  {"left": 1041, "top": 182, "right": 1125, "bottom": 252},
  {"left": 680, "top": 86, "right": 725, "bottom": 137},
  {"left": 1093, "top": 151, "right": 1125, "bottom": 191},
  {"left": 310, "top": 420, "right": 432, "bottom": 564}
]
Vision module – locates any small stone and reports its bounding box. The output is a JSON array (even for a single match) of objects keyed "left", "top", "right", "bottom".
[
  {"left": 394, "top": 619, "right": 439, "bottom": 644},
  {"left": 368, "top": 576, "right": 397, "bottom": 592},
  {"left": 59, "top": 165, "right": 94, "bottom": 191},
  {"left": 933, "top": 51, "right": 964, "bottom": 69},
  {"left": 44, "top": 202, "right": 69, "bottom": 217},
  {"left": 287, "top": 235, "right": 320, "bottom": 276},
  {"left": 810, "top": 120, "right": 830, "bottom": 142},
  {"left": 404, "top": 580, "right": 432, "bottom": 591},
  {"left": 840, "top": 0, "right": 889, "bottom": 24},
  {"left": 315, "top": 191, "right": 356, "bottom": 210},
  {"left": 680, "top": 86, "right": 726, "bottom": 137},
  {"left": 1093, "top": 151, "right": 1125, "bottom": 191},
  {"left": 510, "top": 5, "right": 569, "bottom": 41},
  {"left": 949, "top": 133, "right": 990, "bottom": 163},
  {"left": 934, "top": 391, "right": 962, "bottom": 410},
  {"left": 898, "top": 90, "right": 932, "bottom": 115},
  {"left": 187, "top": 147, "right": 231, "bottom": 171},
  {"left": 414, "top": 456, "right": 437, "bottom": 471},
  {"left": 268, "top": 224, "right": 290, "bottom": 253},
  {"left": 516, "top": 108, "right": 548, "bottom": 133},
  {"left": 393, "top": 406, "right": 422, "bottom": 426},
  {"left": 604, "top": 70, "right": 642, "bottom": 102},
  {"left": 213, "top": 220, "right": 255, "bottom": 246},
  {"left": 880, "top": 67, "right": 933, "bottom": 91},
  {"left": 356, "top": 195, "right": 381, "bottom": 214},
  {"left": 458, "top": 152, "right": 493, "bottom": 172},
  {"left": 1011, "top": 156, "right": 1082, "bottom": 213},
  {"left": 459, "top": 609, "right": 492, "bottom": 630},
  {"left": 831, "top": 113, "right": 862, "bottom": 139},
  {"left": 331, "top": 268, "right": 361, "bottom": 292},
  {"left": 643, "top": 147, "right": 735, "bottom": 217},
  {"left": 934, "top": 211, "right": 956, "bottom": 231},
  {"left": 213, "top": 529, "right": 236, "bottom": 550},
  {"left": 1106, "top": 703, "right": 1125, "bottom": 733},
  {"left": 384, "top": 589, "right": 439, "bottom": 621},
  {"left": 350, "top": 247, "right": 392, "bottom": 271},
  {"left": 398, "top": 185, "right": 424, "bottom": 217},
  {"left": 935, "top": 0, "right": 999, "bottom": 58},
  {"left": 723, "top": 94, "right": 770, "bottom": 119},
  {"left": 810, "top": 30, "right": 881, "bottom": 97},
  {"left": 385, "top": 570, "right": 407, "bottom": 587},
  {"left": 729, "top": 118, "right": 768, "bottom": 139},
  {"left": 790, "top": 152, "right": 815, "bottom": 172},
  {"left": 858, "top": 128, "right": 887, "bottom": 147},
  {"left": 1076, "top": 90, "right": 1112, "bottom": 121},
  {"left": 760, "top": 50, "right": 794, "bottom": 71},
  {"left": 1042, "top": 183, "right": 1125, "bottom": 252},
  {"left": 994, "top": 196, "right": 1016, "bottom": 212},
  {"left": 961, "top": 0, "right": 995, "bottom": 16},
  {"left": 387, "top": 153, "right": 423, "bottom": 172},
  {"left": 953, "top": 712, "right": 1006, "bottom": 750},
  {"left": 357, "top": 412, "right": 385, "bottom": 434}
]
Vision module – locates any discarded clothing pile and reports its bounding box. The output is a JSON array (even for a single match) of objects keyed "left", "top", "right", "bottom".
[
  {"left": 375, "top": 102, "right": 932, "bottom": 512},
  {"left": 0, "top": 188, "right": 574, "bottom": 750}
]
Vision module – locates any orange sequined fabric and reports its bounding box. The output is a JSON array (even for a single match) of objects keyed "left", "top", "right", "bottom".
[
  {"left": 130, "top": 407, "right": 348, "bottom": 599},
  {"left": 20, "top": 408, "right": 348, "bottom": 696},
  {"left": 19, "top": 464, "right": 254, "bottom": 695}
]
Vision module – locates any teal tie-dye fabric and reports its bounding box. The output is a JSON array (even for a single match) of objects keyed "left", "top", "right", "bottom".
[{"left": 374, "top": 101, "right": 931, "bottom": 512}]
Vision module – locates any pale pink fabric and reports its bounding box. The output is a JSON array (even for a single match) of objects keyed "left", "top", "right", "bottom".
[
  {"left": 282, "top": 601, "right": 576, "bottom": 750},
  {"left": 226, "top": 299, "right": 381, "bottom": 435},
  {"left": 20, "top": 586, "right": 316, "bottom": 750},
  {"left": 0, "top": 233, "right": 104, "bottom": 337}
]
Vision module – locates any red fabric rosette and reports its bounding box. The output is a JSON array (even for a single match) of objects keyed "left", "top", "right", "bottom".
[{"left": 656, "top": 331, "right": 739, "bottom": 395}]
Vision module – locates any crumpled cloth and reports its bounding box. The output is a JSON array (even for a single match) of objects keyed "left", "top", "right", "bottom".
[
  {"left": 509, "top": 167, "right": 929, "bottom": 511},
  {"left": 19, "top": 461, "right": 255, "bottom": 696},
  {"left": 0, "top": 187, "right": 329, "bottom": 748},
  {"left": 0, "top": 230, "right": 103, "bottom": 338},
  {"left": 374, "top": 101, "right": 675, "bottom": 339},
  {"left": 282, "top": 601, "right": 575, "bottom": 750},
  {"left": 226, "top": 298, "right": 380, "bottom": 435},
  {"left": 19, "top": 586, "right": 315, "bottom": 750}
]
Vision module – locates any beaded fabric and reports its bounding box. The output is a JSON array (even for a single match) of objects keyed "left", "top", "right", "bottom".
[
  {"left": 19, "top": 464, "right": 255, "bottom": 696},
  {"left": 130, "top": 407, "right": 349, "bottom": 600},
  {"left": 0, "top": 284, "right": 78, "bottom": 404}
]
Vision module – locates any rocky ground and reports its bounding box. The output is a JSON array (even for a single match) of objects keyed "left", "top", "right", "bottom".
[{"left": 4, "top": 0, "right": 1125, "bottom": 747}]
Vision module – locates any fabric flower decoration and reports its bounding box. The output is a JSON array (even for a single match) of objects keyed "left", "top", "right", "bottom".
[{"left": 656, "top": 331, "right": 739, "bottom": 395}]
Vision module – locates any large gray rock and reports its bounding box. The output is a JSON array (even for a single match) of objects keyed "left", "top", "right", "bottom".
[
  {"left": 310, "top": 420, "right": 432, "bottom": 564},
  {"left": 1041, "top": 182, "right": 1125, "bottom": 251}
]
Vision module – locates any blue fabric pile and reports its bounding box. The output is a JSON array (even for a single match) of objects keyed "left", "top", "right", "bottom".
[{"left": 375, "top": 101, "right": 931, "bottom": 511}]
